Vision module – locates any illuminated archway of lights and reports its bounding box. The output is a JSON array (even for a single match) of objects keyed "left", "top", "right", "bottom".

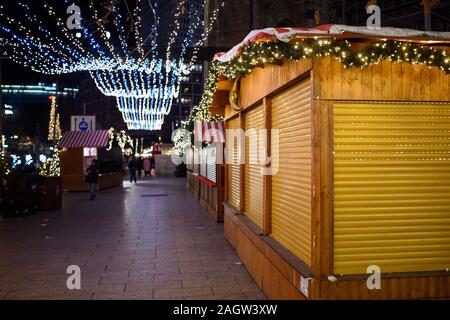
[{"left": 0, "top": 0, "right": 224, "bottom": 131}]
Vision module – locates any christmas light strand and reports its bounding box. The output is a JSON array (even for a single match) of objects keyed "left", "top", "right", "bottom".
[
  {"left": 175, "top": 38, "right": 450, "bottom": 152},
  {"left": 48, "top": 95, "right": 62, "bottom": 141}
]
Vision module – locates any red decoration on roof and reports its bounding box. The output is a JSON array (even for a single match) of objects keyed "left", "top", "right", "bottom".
[
  {"left": 194, "top": 120, "right": 226, "bottom": 144},
  {"left": 214, "top": 25, "right": 450, "bottom": 63}
]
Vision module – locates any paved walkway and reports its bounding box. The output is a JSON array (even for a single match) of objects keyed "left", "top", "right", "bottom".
[{"left": 0, "top": 177, "right": 265, "bottom": 300}]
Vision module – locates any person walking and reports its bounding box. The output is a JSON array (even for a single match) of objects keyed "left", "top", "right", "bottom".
[
  {"left": 85, "top": 159, "right": 99, "bottom": 200},
  {"left": 143, "top": 157, "right": 151, "bottom": 177},
  {"left": 150, "top": 156, "right": 155, "bottom": 175},
  {"left": 137, "top": 157, "right": 143, "bottom": 178},
  {"left": 128, "top": 157, "right": 137, "bottom": 183}
]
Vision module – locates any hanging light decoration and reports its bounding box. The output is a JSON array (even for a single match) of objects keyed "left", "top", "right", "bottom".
[{"left": 0, "top": 0, "right": 225, "bottom": 131}]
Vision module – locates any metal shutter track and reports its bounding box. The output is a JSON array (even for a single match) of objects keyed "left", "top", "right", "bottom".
[
  {"left": 271, "top": 79, "right": 312, "bottom": 265},
  {"left": 334, "top": 103, "right": 450, "bottom": 275},
  {"left": 227, "top": 117, "right": 241, "bottom": 210},
  {"left": 245, "top": 104, "right": 264, "bottom": 229}
]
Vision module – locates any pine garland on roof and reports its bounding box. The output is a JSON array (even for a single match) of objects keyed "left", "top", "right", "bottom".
[{"left": 175, "top": 38, "right": 449, "bottom": 152}]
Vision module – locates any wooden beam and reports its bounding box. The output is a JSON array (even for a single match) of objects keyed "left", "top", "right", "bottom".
[
  {"left": 212, "top": 91, "right": 229, "bottom": 106},
  {"left": 216, "top": 79, "right": 234, "bottom": 91},
  {"left": 311, "top": 98, "right": 334, "bottom": 279},
  {"left": 263, "top": 97, "right": 272, "bottom": 236},
  {"left": 224, "top": 123, "right": 229, "bottom": 204}
]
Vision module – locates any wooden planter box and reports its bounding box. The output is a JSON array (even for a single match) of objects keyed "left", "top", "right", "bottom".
[{"left": 38, "top": 177, "right": 62, "bottom": 211}]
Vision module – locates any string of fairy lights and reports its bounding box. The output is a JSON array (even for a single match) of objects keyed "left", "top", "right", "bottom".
[
  {"left": 106, "top": 127, "right": 134, "bottom": 155},
  {"left": 174, "top": 37, "right": 450, "bottom": 153},
  {"left": 47, "top": 96, "right": 62, "bottom": 141},
  {"left": 0, "top": 0, "right": 224, "bottom": 131}
]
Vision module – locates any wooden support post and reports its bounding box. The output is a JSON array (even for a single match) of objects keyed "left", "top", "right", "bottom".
[
  {"left": 224, "top": 140, "right": 229, "bottom": 204},
  {"left": 311, "top": 98, "right": 333, "bottom": 279},
  {"left": 239, "top": 112, "right": 245, "bottom": 214},
  {"left": 217, "top": 142, "right": 225, "bottom": 219},
  {"left": 262, "top": 97, "right": 272, "bottom": 236}
]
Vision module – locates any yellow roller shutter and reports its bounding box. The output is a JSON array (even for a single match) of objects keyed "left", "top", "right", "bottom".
[
  {"left": 244, "top": 104, "right": 264, "bottom": 229},
  {"left": 333, "top": 102, "right": 450, "bottom": 275},
  {"left": 206, "top": 145, "right": 217, "bottom": 183},
  {"left": 227, "top": 116, "right": 241, "bottom": 210},
  {"left": 271, "top": 79, "right": 312, "bottom": 265}
]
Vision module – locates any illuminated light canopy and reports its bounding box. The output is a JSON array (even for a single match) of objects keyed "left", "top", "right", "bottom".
[{"left": 0, "top": 0, "right": 224, "bottom": 131}]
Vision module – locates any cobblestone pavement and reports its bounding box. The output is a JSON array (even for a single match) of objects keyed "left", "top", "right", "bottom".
[{"left": 0, "top": 177, "right": 266, "bottom": 300}]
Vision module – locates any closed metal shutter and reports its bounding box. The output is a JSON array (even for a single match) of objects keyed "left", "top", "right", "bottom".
[
  {"left": 200, "top": 148, "right": 207, "bottom": 177},
  {"left": 206, "top": 145, "right": 217, "bottom": 183},
  {"left": 244, "top": 104, "right": 264, "bottom": 229},
  {"left": 271, "top": 79, "right": 312, "bottom": 265},
  {"left": 227, "top": 117, "right": 241, "bottom": 210},
  {"left": 334, "top": 102, "right": 450, "bottom": 275},
  {"left": 193, "top": 148, "right": 199, "bottom": 174}
]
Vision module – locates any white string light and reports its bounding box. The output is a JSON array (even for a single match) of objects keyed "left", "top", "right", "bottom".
[{"left": 0, "top": 0, "right": 224, "bottom": 130}]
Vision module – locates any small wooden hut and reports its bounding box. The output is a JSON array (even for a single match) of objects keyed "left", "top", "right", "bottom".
[
  {"left": 186, "top": 121, "right": 226, "bottom": 222},
  {"left": 188, "top": 25, "right": 450, "bottom": 299},
  {"left": 60, "top": 130, "right": 123, "bottom": 191}
]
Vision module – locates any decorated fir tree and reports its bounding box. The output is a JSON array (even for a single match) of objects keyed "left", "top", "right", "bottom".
[
  {"left": 48, "top": 96, "right": 62, "bottom": 141},
  {"left": 42, "top": 96, "right": 62, "bottom": 177},
  {"left": 39, "top": 149, "right": 61, "bottom": 177}
]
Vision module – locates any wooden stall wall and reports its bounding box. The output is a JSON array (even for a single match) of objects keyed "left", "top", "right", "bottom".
[
  {"left": 224, "top": 59, "right": 315, "bottom": 299},
  {"left": 311, "top": 54, "right": 450, "bottom": 299},
  {"left": 223, "top": 49, "right": 450, "bottom": 299},
  {"left": 60, "top": 148, "right": 85, "bottom": 191},
  {"left": 239, "top": 59, "right": 313, "bottom": 109},
  {"left": 186, "top": 147, "right": 194, "bottom": 192},
  {"left": 314, "top": 56, "right": 450, "bottom": 102},
  {"left": 199, "top": 182, "right": 223, "bottom": 222}
]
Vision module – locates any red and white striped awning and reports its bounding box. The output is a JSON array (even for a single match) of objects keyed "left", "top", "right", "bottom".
[
  {"left": 60, "top": 130, "right": 109, "bottom": 149},
  {"left": 214, "top": 25, "right": 450, "bottom": 63},
  {"left": 194, "top": 120, "right": 225, "bottom": 143}
]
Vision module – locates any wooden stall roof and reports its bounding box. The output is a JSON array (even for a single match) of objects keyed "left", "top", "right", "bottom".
[
  {"left": 60, "top": 130, "right": 109, "bottom": 149},
  {"left": 207, "top": 25, "right": 450, "bottom": 116},
  {"left": 214, "top": 25, "right": 450, "bottom": 63}
]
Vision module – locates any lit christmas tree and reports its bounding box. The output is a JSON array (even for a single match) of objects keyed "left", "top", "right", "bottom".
[
  {"left": 39, "top": 146, "right": 60, "bottom": 177},
  {"left": 48, "top": 96, "right": 62, "bottom": 141}
]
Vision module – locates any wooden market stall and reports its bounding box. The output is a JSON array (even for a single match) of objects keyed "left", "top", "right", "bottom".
[
  {"left": 194, "top": 26, "right": 450, "bottom": 300},
  {"left": 60, "top": 130, "right": 123, "bottom": 191},
  {"left": 186, "top": 121, "right": 226, "bottom": 222}
]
